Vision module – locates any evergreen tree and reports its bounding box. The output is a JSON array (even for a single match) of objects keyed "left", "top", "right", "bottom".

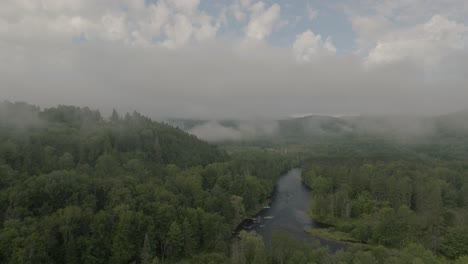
[
  {"left": 110, "top": 109, "right": 120, "bottom": 123},
  {"left": 141, "top": 233, "right": 153, "bottom": 264}
]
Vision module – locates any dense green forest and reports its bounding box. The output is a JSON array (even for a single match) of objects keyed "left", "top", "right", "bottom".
[
  {"left": 0, "top": 101, "right": 290, "bottom": 264},
  {"left": 300, "top": 139, "right": 468, "bottom": 263},
  {"left": 230, "top": 229, "right": 467, "bottom": 264},
  {"left": 174, "top": 113, "right": 468, "bottom": 263},
  {"left": 226, "top": 138, "right": 468, "bottom": 264},
  {"left": 1, "top": 101, "right": 468, "bottom": 263}
]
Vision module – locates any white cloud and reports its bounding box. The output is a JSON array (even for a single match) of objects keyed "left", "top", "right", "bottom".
[
  {"left": 171, "top": 0, "right": 199, "bottom": 14},
  {"left": 347, "top": 0, "right": 468, "bottom": 68},
  {"left": 230, "top": 4, "right": 246, "bottom": 21},
  {"left": 1, "top": 0, "right": 468, "bottom": 120},
  {"left": 188, "top": 120, "right": 278, "bottom": 142},
  {"left": 101, "top": 13, "right": 128, "bottom": 42},
  {"left": 151, "top": 0, "right": 221, "bottom": 47},
  {"left": 229, "top": 1, "right": 282, "bottom": 41},
  {"left": 351, "top": 15, "right": 392, "bottom": 54},
  {"left": 146, "top": 1, "right": 170, "bottom": 37},
  {"left": 0, "top": 0, "right": 220, "bottom": 48},
  {"left": 189, "top": 121, "right": 243, "bottom": 142},
  {"left": 245, "top": 2, "right": 281, "bottom": 41},
  {"left": 162, "top": 14, "right": 194, "bottom": 48},
  {"left": 366, "top": 15, "right": 468, "bottom": 66},
  {"left": 194, "top": 14, "right": 220, "bottom": 42},
  {"left": 293, "top": 30, "right": 336, "bottom": 62}
]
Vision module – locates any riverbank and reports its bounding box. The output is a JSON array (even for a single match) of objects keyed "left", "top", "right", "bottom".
[
  {"left": 234, "top": 169, "right": 347, "bottom": 252},
  {"left": 301, "top": 173, "right": 366, "bottom": 247},
  {"left": 307, "top": 228, "right": 366, "bottom": 246},
  {"left": 233, "top": 199, "right": 272, "bottom": 234},
  {"left": 305, "top": 202, "right": 371, "bottom": 248}
]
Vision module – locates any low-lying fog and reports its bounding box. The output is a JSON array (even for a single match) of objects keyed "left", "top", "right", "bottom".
[{"left": 175, "top": 111, "right": 468, "bottom": 142}]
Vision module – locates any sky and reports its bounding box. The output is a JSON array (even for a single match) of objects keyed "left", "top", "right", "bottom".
[{"left": 1, "top": 0, "right": 468, "bottom": 119}]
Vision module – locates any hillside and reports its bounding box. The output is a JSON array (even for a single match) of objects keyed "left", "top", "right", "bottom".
[
  {"left": 0, "top": 101, "right": 226, "bottom": 171},
  {"left": 172, "top": 111, "right": 468, "bottom": 144},
  {"left": 0, "top": 101, "right": 289, "bottom": 263}
]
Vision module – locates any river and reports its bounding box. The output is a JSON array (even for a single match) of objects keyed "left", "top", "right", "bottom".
[{"left": 237, "top": 168, "right": 345, "bottom": 252}]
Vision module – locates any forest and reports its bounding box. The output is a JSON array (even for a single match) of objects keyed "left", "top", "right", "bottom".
[
  {"left": 1, "top": 101, "right": 468, "bottom": 263},
  {"left": 0, "top": 101, "right": 290, "bottom": 263},
  {"left": 300, "top": 138, "right": 468, "bottom": 263}
]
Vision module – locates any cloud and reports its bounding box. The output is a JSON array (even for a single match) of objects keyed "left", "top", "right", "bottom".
[
  {"left": 230, "top": 0, "right": 252, "bottom": 21},
  {"left": 346, "top": 115, "right": 437, "bottom": 140},
  {"left": 189, "top": 121, "right": 244, "bottom": 142},
  {"left": 365, "top": 15, "right": 468, "bottom": 66},
  {"left": 2, "top": 38, "right": 468, "bottom": 120},
  {"left": 160, "top": 0, "right": 222, "bottom": 48},
  {"left": 293, "top": 30, "right": 336, "bottom": 62},
  {"left": 351, "top": 15, "right": 392, "bottom": 54},
  {"left": 0, "top": 0, "right": 220, "bottom": 48},
  {"left": 188, "top": 120, "right": 278, "bottom": 142},
  {"left": 1, "top": 0, "right": 468, "bottom": 121},
  {"left": 244, "top": 2, "right": 281, "bottom": 41},
  {"left": 101, "top": 13, "right": 128, "bottom": 42},
  {"left": 346, "top": 1, "right": 468, "bottom": 71},
  {"left": 229, "top": 0, "right": 283, "bottom": 41}
]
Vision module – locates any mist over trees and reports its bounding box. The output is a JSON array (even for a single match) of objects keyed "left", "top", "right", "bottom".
[
  {"left": 2, "top": 0, "right": 468, "bottom": 263},
  {"left": 0, "top": 101, "right": 290, "bottom": 263},
  {"left": 1, "top": 101, "right": 468, "bottom": 263},
  {"left": 173, "top": 111, "right": 468, "bottom": 144}
]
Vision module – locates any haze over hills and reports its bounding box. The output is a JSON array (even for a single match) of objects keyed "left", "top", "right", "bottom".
[
  {"left": 169, "top": 110, "right": 468, "bottom": 143},
  {"left": 2, "top": 0, "right": 468, "bottom": 263}
]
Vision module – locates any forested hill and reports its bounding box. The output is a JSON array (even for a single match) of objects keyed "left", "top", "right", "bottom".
[
  {"left": 0, "top": 101, "right": 226, "bottom": 172},
  {"left": 0, "top": 101, "right": 290, "bottom": 263},
  {"left": 170, "top": 111, "right": 468, "bottom": 144}
]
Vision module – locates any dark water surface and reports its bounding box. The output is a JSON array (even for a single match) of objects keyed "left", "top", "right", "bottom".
[{"left": 237, "top": 169, "right": 345, "bottom": 252}]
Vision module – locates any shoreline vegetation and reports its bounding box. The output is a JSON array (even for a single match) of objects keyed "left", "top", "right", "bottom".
[
  {"left": 300, "top": 147, "right": 468, "bottom": 263},
  {"left": 303, "top": 177, "right": 366, "bottom": 247},
  {"left": 306, "top": 227, "right": 365, "bottom": 245},
  {"left": 232, "top": 198, "right": 272, "bottom": 235}
]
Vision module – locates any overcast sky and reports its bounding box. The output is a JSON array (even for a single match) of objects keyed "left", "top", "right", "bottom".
[{"left": 1, "top": 0, "right": 468, "bottom": 119}]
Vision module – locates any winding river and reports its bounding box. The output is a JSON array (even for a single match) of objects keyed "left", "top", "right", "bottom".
[{"left": 237, "top": 169, "right": 345, "bottom": 252}]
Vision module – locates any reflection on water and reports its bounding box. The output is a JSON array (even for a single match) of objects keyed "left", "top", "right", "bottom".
[{"left": 237, "top": 169, "right": 345, "bottom": 252}]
